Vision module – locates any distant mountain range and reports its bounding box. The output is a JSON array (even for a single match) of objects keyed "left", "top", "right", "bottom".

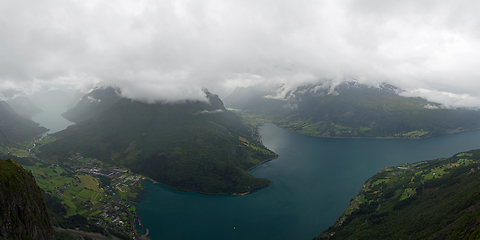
[
  {"left": 6, "top": 96, "right": 43, "bottom": 119},
  {"left": 0, "top": 89, "right": 43, "bottom": 118},
  {"left": 225, "top": 82, "right": 480, "bottom": 138},
  {"left": 37, "top": 87, "right": 276, "bottom": 194}
]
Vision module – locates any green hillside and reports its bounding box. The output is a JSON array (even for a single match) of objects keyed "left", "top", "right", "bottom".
[
  {"left": 317, "top": 149, "right": 480, "bottom": 239},
  {"left": 36, "top": 88, "right": 276, "bottom": 194},
  {"left": 0, "top": 101, "right": 47, "bottom": 145},
  {"left": 225, "top": 82, "right": 480, "bottom": 138}
]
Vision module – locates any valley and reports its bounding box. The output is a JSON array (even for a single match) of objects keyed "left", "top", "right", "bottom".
[
  {"left": 35, "top": 88, "right": 277, "bottom": 195},
  {"left": 6, "top": 139, "right": 149, "bottom": 239},
  {"left": 2, "top": 84, "right": 480, "bottom": 239},
  {"left": 2, "top": 2, "right": 479, "bottom": 239}
]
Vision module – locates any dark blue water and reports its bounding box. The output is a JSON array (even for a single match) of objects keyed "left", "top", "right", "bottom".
[{"left": 136, "top": 123, "right": 480, "bottom": 240}]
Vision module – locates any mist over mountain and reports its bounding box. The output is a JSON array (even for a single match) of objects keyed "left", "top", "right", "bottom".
[
  {"left": 6, "top": 96, "right": 43, "bottom": 119},
  {"left": 37, "top": 87, "right": 275, "bottom": 194},
  {"left": 0, "top": 90, "right": 42, "bottom": 119},
  {"left": 61, "top": 86, "right": 121, "bottom": 123},
  {"left": 1, "top": 1, "right": 480, "bottom": 108},
  {"left": 225, "top": 81, "right": 480, "bottom": 138},
  {"left": 28, "top": 89, "right": 73, "bottom": 110}
]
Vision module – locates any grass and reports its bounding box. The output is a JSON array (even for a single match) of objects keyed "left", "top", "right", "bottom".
[
  {"left": 7, "top": 147, "right": 31, "bottom": 157},
  {"left": 79, "top": 157, "right": 92, "bottom": 163},
  {"left": 372, "top": 179, "right": 389, "bottom": 186},
  {"left": 424, "top": 167, "right": 448, "bottom": 180},
  {"left": 456, "top": 152, "right": 473, "bottom": 157},
  {"left": 78, "top": 175, "right": 102, "bottom": 192},
  {"left": 399, "top": 188, "right": 416, "bottom": 201},
  {"left": 36, "top": 136, "right": 56, "bottom": 145},
  {"left": 64, "top": 198, "right": 77, "bottom": 216},
  {"left": 0, "top": 146, "right": 9, "bottom": 155},
  {"left": 401, "top": 130, "right": 429, "bottom": 138},
  {"left": 23, "top": 163, "right": 105, "bottom": 216},
  {"left": 458, "top": 158, "right": 473, "bottom": 164}
]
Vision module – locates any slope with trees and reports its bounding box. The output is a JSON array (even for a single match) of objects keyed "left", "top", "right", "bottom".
[
  {"left": 0, "top": 101, "right": 47, "bottom": 145},
  {"left": 317, "top": 149, "right": 480, "bottom": 239},
  {"left": 36, "top": 88, "right": 276, "bottom": 195},
  {"left": 225, "top": 82, "right": 480, "bottom": 138}
]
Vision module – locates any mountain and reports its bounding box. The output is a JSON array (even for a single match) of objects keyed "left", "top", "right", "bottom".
[
  {"left": 64, "top": 90, "right": 89, "bottom": 110},
  {"left": 0, "top": 101, "right": 47, "bottom": 145},
  {"left": 224, "top": 82, "right": 480, "bottom": 138},
  {"left": 6, "top": 96, "right": 43, "bottom": 119},
  {"left": 316, "top": 149, "right": 480, "bottom": 239},
  {"left": 0, "top": 159, "right": 54, "bottom": 240},
  {"left": 1, "top": 90, "right": 43, "bottom": 118},
  {"left": 61, "top": 86, "right": 121, "bottom": 123},
  {"left": 36, "top": 88, "right": 276, "bottom": 194}
]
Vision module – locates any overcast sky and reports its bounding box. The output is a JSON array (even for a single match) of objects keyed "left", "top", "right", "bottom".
[{"left": 1, "top": 0, "right": 479, "bottom": 107}]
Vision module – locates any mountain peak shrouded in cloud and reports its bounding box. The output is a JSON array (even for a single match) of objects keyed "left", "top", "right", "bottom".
[{"left": 1, "top": 0, "right": 480, "bottom": 106}]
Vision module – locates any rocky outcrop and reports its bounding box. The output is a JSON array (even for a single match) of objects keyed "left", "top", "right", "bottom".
[{"left": 0, "top": 159, "right": 54, "bottom": 240}]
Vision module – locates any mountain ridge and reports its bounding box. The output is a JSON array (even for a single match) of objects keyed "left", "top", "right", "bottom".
[
  {"left": 36, "top": 87, "right": 276, "bottom": 194},
  {"left": 0, "top": 101, "right": 47, "bottom": 145},
  {"left": 225, "top": 82, "right": 480, "bottom": 138}
]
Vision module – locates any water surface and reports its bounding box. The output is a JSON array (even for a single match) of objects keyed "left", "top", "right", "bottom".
[
  {"left": 32, "top": 104, "right": 74, "bottom": 134},
  {"left": 137, "top": 123, "right": 480, "bottom": 240}
]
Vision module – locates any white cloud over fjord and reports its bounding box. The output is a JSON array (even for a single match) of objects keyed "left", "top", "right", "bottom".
[{"left": 1, "top": 0, "right": 480, "bottom": 107}]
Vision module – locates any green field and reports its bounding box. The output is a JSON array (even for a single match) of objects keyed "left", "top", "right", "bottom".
[
  {"left": 24, "top": 163, "right": 105, "bottom": 216},
  {"left": 371, "top": 178, "right": 389, "bottom": 186},
  {"left": 7, "top": 147, "right": 31, "bottom": 157},
  {"left": 36, "top": 136, "right": 56, "bottom": 145},
  {"left": 78, "top": 175, "right": 102, "bottom": 192}
]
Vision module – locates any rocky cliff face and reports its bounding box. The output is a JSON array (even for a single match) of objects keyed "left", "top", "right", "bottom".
[{"left": 0, "top": 159, "right": 54, "bottom": 240}]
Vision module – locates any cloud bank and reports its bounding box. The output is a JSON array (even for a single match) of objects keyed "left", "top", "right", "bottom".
[{"left": 1, "top": 0, "right": 480, "bottom": 106}]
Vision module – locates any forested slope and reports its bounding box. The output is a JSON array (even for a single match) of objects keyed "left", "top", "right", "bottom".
[
  {"left": 37, "top": 88, "right": 276, "bottom": 194},
  {"left": 225, "top": 82, "right": 480, "bottom": 138},
  {"left": 317, "top": 149, "right": 480, "bottom": 239},
  {"left": 0, "top": 101, "right": 47, "bottom": 145}
]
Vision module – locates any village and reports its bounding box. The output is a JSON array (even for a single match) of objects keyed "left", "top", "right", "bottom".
[{"left": 22, "top": 151, "right": 149, "bottom": 240}]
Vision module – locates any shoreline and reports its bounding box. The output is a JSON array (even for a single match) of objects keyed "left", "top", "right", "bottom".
[
  {"left": 267, "top": 122, "right": 480, "bottom": 140},
  {"left": 138, "top": 155, "right": 279, "bottom": 196},
  {"left": 247, "top": 155, "right": 279, "bottom": 172}
]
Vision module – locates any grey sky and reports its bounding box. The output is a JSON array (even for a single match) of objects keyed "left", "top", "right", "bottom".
[{"left": 0, "top": 0, "right": 479, "bottom": 107}]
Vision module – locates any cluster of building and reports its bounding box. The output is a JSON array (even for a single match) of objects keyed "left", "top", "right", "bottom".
[{"left": 95, "top": 197, "right": 142, "bottom": 239}]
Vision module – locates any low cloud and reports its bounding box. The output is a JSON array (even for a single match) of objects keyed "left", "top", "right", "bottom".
[
  {"left": 194, "top": 109, "right": 224, "bottom": 115},
  {"left": 0, "top": 0, "right": 479, "bottom": 106},
  {"left": 401, "top": 89, "right": 480, "bottom": 109}
]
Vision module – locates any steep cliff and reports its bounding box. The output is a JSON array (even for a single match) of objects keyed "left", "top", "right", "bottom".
[{"left": 0, "top": 159, "right": 54, "bottom": 240}]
